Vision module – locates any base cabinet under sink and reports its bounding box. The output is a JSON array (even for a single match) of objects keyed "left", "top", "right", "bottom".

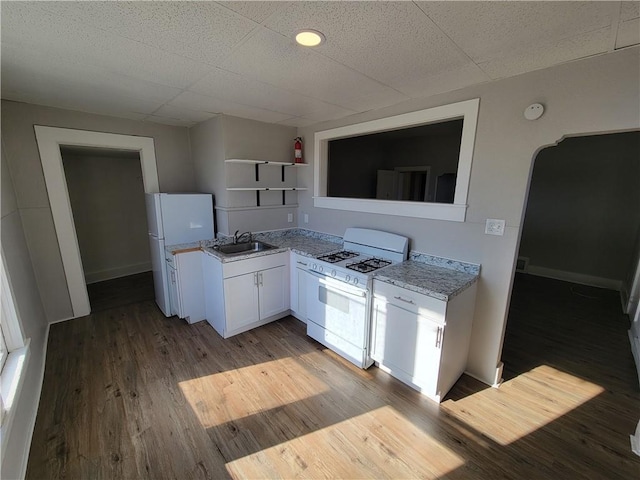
[
  {"left": 370, "top": 279, "right": 477, "bottom": 403},
  {"left": 203, "top": 251, "right": 290, "bottom": 338}
]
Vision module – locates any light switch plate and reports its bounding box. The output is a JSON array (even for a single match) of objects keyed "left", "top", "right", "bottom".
[
  {"left": 304, "top": 213, "right": 309, "bottom": 223},
  {"left": 287, "top": 213, "right": 293, "bottom": 223},
  {"left": 485, "top": 219, "right": 505, "bottom": 236}
]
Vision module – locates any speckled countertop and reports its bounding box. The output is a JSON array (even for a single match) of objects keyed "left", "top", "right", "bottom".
[
  {"left": 373, "top": 260, "right": 479, "bottom": 301},
  {"left": 168, "top": 228, "right": 342, "bottom": 263},
  {"left": 167, "top": 229, "right": 480, "bottom": 301}
]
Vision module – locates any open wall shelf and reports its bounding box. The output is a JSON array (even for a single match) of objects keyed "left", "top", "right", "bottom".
[
  {"left": 225, "top": 159, "right": 308, "bottom": 167},
  {"left": 225, "top": 158, "right": 307, "bottom": 206}
]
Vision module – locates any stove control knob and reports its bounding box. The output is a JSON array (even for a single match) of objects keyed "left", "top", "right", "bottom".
[
  {"left": 353, "top": 277, "right": 359, "bottom": 286},
  {"left": 345, "top": 275, "right": 351, "bottom": 283},
  {"left": 318, "top": 265, "right": 324, "bottom": 273},
  {"left": 331, "top": 270, "right": 336, "bottom": 278},
  {"left": 312, "top": 263, "right": 317, "bottom": 270}
]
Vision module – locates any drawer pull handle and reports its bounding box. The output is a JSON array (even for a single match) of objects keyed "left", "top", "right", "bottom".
[
  {"left": 297, "top": 261, "right": 308, "bottom": 266},
  {"left": 436, "top": 327, "right": 443, "bottom": 348},
  {"left": 394, "top": 295, "right": 415, "bottom": 305}
]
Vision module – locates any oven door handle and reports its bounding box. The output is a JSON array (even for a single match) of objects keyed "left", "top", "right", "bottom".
[{"left": 307, "top": 270, "right": 367, "bottom": 298}]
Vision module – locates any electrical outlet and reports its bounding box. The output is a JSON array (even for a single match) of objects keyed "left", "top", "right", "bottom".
[
  {"left": 287, "top": 213, "right": 293, "bottom": 223},
  {"left": 485, "top": 219, "right": 505, "bottom": 236},
  {"left": 304, "top": 213, "right": 309, "bottom": 224}
]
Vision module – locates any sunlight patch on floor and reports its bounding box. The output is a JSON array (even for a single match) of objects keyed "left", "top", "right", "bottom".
[
  {"left": 178, "top": 357, "right": 329, "bottom": 429},
  {"left": 224, "top": 405, "right": 465, "bottom": 479},
  {"left": 441, "top": 365, "right": 605, "bottom": 446}
]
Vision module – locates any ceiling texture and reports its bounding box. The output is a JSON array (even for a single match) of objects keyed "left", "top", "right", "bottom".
[{"left": 2, "top": 1, "right": 638, "bottom": 128}]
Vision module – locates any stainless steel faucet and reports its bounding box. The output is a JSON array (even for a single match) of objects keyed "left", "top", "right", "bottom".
[{"left": 233, "top": 230, "right": 252, "bottom": 244}]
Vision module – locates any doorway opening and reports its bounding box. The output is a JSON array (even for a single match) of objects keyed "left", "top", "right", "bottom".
[
  {"left": 60, "top": 146, "right": 154, "bottom": 312},
  {"left": 502, "top": 131, "right": 640, "bottom": 387},
  {"left": 34, "top": 126, "right": 159, "bottom": 318}
]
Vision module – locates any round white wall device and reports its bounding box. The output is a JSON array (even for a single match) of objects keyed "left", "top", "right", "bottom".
[{"left": 524, "top": 103, "right": 544, "bottom": 120}]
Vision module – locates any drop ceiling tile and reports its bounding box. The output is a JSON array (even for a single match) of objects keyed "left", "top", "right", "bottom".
[
  {"left": 152, "top": 105, "right": 217, "bottom": 124},
  {"left": 393, "top": 63, "right": 491, "bottom": 99},
  {"left": 2, "top": 87, "right": 149, "bottom": 122},
  {"left": 220, "top": 27, "right": 407, "bottom": 113},
  {"left": 222, "top": 104, "right": 292, "bottom": 124},
  {"left": 478, "top": 27, "right": 611, "bottom": 80},
  {"left": 169, "top": 91, "right": 230, "bottom": 113},
  {"left": 616, "top": 18, "right": 640, "bottom": 48},
  {"left": 189, "top": 68, "right": 356, "bottom": 121},
  {"left": 1, "top": 45, "right": 181, "bottom": 107},
  {"left": 417, "top": 1, "right": 615, "bottom": 63},
  {"left": 217, "top": 1, "right": 290, "bottom": 24},
  {"left": 276, "top": 117, "right": 322, "bottom": 128},
  {"left": 264, "top": 1, "right": 470, "bottom": 86},
  {"left": 2, "top": 2, "right": 214, "bottom": 89},
  {"left": 144, "top": 115, "right": 197, "bottom": 128},
  {"left": 620, "top": 1, "right": 640, "bottom": 20},
  {"left": 35, "top": 1, "right": 261, "bottom": 66},
  {"left": 169, "top": 91, "right": 291, "bottom": 124}
]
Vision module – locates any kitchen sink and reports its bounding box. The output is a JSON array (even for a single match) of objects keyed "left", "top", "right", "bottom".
[{"left": 214, "top": 241, "right": 276, "bottom": 256}]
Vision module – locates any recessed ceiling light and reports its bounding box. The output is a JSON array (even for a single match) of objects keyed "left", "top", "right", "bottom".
[{"left": 295, "top": 29, "right": 325, "bottom": 47}]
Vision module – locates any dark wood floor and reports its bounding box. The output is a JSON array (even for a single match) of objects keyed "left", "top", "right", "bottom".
[
  {"left": 86, "top": 271, "right": 154, "bottom": 312},
  {"left": 27, "top": 273, "right": 639, "bottom": 479}
]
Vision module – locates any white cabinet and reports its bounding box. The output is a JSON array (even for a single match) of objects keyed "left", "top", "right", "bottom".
[
  {"left": 371, "top": 279, "right": 477, "bottom": 403},
  {"left": 258, "top": 266, "right": 289, "bottom": 319},
  {"left": 223, "top": 272, "right": 260, "bottom": 332},
  {"left": 290, "top": 252, "right": 310, "bottom": 323},
  {"left": 204, "top": 251, "right": 290, "bottom": 338},
  {"left": 166, "top": 250, "right": 206, "bottom": 324}
]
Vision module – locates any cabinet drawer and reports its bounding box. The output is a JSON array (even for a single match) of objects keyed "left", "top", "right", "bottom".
[
  {"left": 372, "top": 279, "right": 446, "bottom": 323},
  {"left": 223, "top": 251, "right": 288, "bottom": 279}
]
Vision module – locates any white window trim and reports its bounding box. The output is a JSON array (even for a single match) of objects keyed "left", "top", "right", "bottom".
[
  {"left": 34, "top": 126, "right": 159, "bottom": 318},
  {"left": 0, "top": 253, "right": 30, "bottom": 457},
  {"left": 313, "top": 98, "right": 480, "bottom": 222}
]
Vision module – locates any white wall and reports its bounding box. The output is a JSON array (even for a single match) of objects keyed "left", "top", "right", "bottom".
[
  {"left": 519, "top": 132, "right": 640, "bottom": 289},
  {"left": 0, "top": 100, "right": 195, "bottom": 322},
  {"left": 62, "top": 152, "right": 151, "bottom": 283},
  {"left": 297, "top": 47, "right": 640, "bottom": 385},
  {"left": 190, "top": 115, "right": 298, "bottom": 235},
  {"left": 1, "top": 144, "right": 49, "bottom": 479}
]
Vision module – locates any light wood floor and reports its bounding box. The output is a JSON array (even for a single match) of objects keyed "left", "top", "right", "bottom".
[{"left": 27, "top": 273, "right": 639, "bottom": 479}]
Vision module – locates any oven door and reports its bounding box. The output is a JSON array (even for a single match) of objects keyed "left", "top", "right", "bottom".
[{"left": 306, "top": 270, "right": 368, "bottom": 348}]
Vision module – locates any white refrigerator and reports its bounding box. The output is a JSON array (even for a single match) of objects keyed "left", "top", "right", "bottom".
[{"left": 146, "top": 193, "right": 214, "bottom": 316}]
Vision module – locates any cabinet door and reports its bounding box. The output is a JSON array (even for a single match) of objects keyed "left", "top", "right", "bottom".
[
  {"left": 371, "top": 299, "right": 442, "bottom": 393},
  {"left": 258, "top": 265, "right": 288, "bottom": 320},
  {"left": 290, "top": 255, "right": 310, "bottom": 318},
  {"left": 224, "top": 273, "right": 259, "bottom": 333},
  {"left": 297, "top": 268, "right": 310, "bottom": 322},
  {"left": 175, "top": 251, "right": 205, "bottom": 323}
]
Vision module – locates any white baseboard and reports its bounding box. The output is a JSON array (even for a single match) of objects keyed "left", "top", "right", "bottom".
[
  {"left": 526, "top": 265, "right": 622, "bottom": 291},
  {"left": 463, "top": 362, "right": 503, "bottom": 388},
  {"left": 85, "top": 262, "right": 151, "bottom": 284}
]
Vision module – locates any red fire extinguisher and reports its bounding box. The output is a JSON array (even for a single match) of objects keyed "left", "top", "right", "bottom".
[{"left": 294, "top": 137, "right": 303, "bottom": 164}]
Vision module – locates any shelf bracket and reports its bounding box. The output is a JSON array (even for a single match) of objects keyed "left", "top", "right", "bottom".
[
  {"left": 256, "top": 190, "right": 261, "bottom": 207},
  {"left": 255, "top": 163, "right": 260, "bottom": 182},
  {"left": 282, "top": 190, "right": 286, "bottom": 205},
  {"left": 281, "top": 166, "right": 285, "bottom": 182}
]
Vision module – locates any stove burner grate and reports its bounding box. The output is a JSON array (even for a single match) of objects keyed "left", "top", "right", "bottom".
[
  {"left": 316, "top": 250, "right": 360, "bottom": 263},
  {"left": 346, "top": 257, "right": 392, "bottom": 273}
]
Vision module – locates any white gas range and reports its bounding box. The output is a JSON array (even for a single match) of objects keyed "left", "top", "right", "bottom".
[{"left": 304, "top": 228, "right": 409, "bottom": 368}]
